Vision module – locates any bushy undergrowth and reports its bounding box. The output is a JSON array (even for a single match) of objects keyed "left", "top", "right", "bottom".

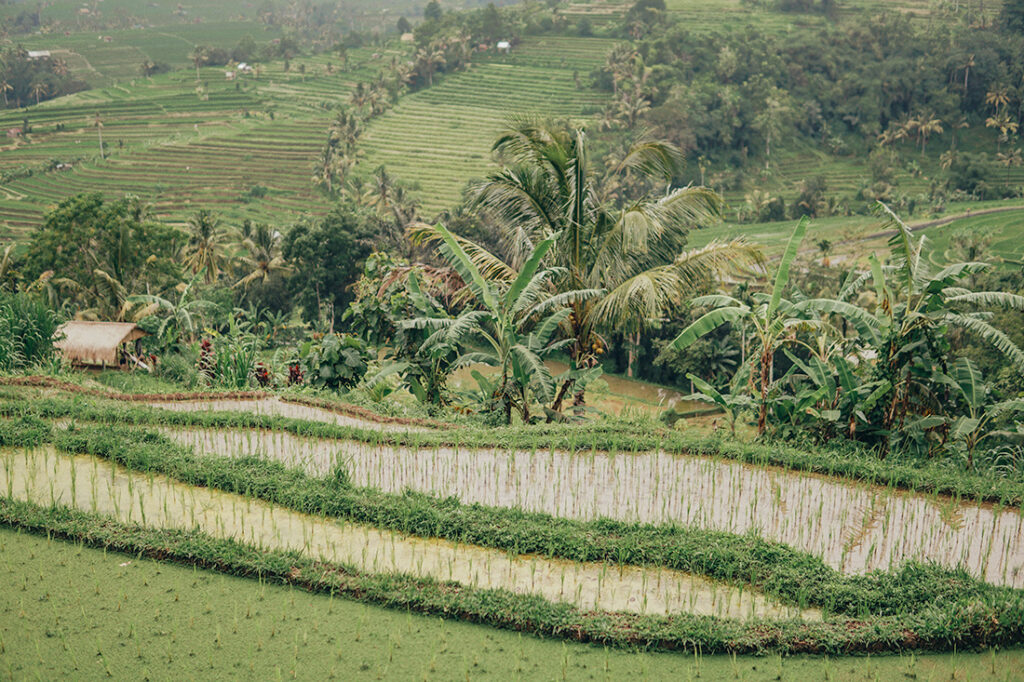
[{"left": 26, "top": 421, "right": 1021, "bottom": 620}]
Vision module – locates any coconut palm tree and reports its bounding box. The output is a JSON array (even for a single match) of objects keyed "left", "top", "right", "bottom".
[
  {"left": 915, "top": 113, "right": 943, "bottom": 155},
  {"left": 235, "top": 222, "right": 290, "bottom": 289},
  {"left": 425, "top": 118, "right": 763, "bottom": 407},
  {"left": 415, "top": 43, "right": 446, "bottom": 87},
  {"left": 986, "top": 111, "right": 1019, "bottom": 151},
  {"left": 181, "top": 210, "right": 230, "bottom": 283},
  {"left": 29, "top": 80, "right": 47, "bottom": 106},
  {"left": 996, "top": 147, "right": 1023, "bottom": 184}
]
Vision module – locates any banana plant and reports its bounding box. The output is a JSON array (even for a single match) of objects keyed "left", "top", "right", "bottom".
[
  {"left": 930, "top": 358, "right": 1024, "bottom": 467},
  {"left": 683, "top": 373, "right": 753, "bottom": 435},
  {"left": 781, "top": 349, "right": 891, "bottom": 440},
  {"left": 666, "top": 217, "right": 877, "bottom": 435},
  {"left": 840, "top": 203, "right": 1024, "bottom": 443},
  {"left": 412, "top": 223, "right": 604, "bottom": 423}
]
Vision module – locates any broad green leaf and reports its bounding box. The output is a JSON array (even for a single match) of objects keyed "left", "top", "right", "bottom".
[
  {"left": 668, "top": 306, "right": 748, "bottom": 352},
  {"left": 768, "top": 216, "right": 808, "bottom": 321}
]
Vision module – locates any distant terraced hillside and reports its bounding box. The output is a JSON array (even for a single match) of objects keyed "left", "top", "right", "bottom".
[
  {"left": 357, "top": 37, "right": 614, "bottom": 217},
  {"left": 0, "top": 50, "right": 399, "bottom": 238}
]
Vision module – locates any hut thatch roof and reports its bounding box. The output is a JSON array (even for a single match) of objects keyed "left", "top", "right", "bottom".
[{"left": 54, "top": 321, "right": 147, "bottom": 366}]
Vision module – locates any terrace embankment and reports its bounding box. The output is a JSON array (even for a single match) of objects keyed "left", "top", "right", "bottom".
[
  {"left": 0, "top": 446, "right": 814, "bottom": 621},
  {"left": 145, "top": 397, "right": 432, "bottom": 433},
  {"left": 157, "top": 424, "right": 1024, "bottom": 589}
]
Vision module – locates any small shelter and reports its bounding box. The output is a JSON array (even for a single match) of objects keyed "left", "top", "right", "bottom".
[
  {"left": 54, "top": 321, "right": 147, "bottom": 368},
  {"left": 26, "top": 50, "right": 51, "bottom": 60},
  {"left": 400, "top": 32, "right": 415, "bottom": 43},
  {"left": 496, "top": 41, "right": 511, "bottom": 53}
]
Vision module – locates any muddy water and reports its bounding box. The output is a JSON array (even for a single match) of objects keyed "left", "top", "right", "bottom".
[
  {"left": 0, "top": 447, "right": 813, "bottom": 620},
  {"left": 157, "top": 427, "right": 1024, "bottom": 589},
  {"left": 146, "top": 398, "right": 428, "bottom": 433}
]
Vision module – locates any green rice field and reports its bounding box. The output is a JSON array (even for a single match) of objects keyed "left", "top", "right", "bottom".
[{"left": 1, "top": 526, "right": 1020, "bottom": 680}]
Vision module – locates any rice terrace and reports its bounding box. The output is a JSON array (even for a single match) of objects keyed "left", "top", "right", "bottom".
[{"left": 3, "top": 0, "right": 1024, "bottom": 679}]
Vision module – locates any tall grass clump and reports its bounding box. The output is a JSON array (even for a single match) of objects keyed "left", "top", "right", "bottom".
[{"left": 0, "top": 291, "right": 62, "bottom": 371}]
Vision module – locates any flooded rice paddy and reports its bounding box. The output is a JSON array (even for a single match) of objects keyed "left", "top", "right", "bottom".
[
  {"left": 145, "top": 398, "right": 429, "bottom": 433},
  {"left": 0, "top": 447, "right": 813, "bottom": 620},
  {"left": 159, "top": 424, "right": 1024, "bottom": 589}
]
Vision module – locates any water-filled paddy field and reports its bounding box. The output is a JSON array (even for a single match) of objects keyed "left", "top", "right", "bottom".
[
  {"left": 3, "top": 389, "right": 1024, "bottom": 658},
  {"left": 148, "top": 406, "right": 1024, "bottom": 588},
  {"left": 0, "top": 446, "right": 809, "bottom": 620}
]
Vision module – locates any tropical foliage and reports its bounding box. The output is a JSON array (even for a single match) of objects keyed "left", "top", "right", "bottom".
[{"left": 670, "top": 204, "right": 1024, "bottom": 464}]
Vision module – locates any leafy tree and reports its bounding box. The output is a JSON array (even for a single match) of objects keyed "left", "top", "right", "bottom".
[
  {"left": 281, "top": 205, "right": 373, "bottom": 329},
  {"left": 397, "top": 16, "right": 412, "bottom": 34},
  {"left": 23, "top": 193, "right": 180, "bottom": 318},
  {"left": 1001, "top": 0, "right": 1024, "bottom": 31},
  {"left": 423, "top": 0, "right": 443, "bottom": 22}
]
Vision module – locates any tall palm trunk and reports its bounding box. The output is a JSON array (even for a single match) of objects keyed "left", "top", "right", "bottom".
[{"left": 758, "top": 348, "right": 771, "bottom": 436}]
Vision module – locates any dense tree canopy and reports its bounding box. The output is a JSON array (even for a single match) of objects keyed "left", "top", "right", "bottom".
[{"left": 281, "top": 204, "right": 373, "bottom": 328}]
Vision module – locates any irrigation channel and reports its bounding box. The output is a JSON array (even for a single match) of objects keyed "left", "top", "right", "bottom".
[
  {"left": 144, "top": 400, "right": 1024, "bottom": 589},
  {"left": 0, "top": 446, "right": 815, "bottom": 621}
]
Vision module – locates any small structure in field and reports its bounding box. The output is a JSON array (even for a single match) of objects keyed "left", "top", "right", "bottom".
[
  {"left": 400, "top": 32, "right": 415, "bottom": 43},
  {"left": 54, "top": 321, "right": 148, "bottom": 368},
  {"left": 26, "top": 50, "right": 51, "bottom": 60},
  {"left": 496, "top": 41, "right": 511, "bottom": 53}
]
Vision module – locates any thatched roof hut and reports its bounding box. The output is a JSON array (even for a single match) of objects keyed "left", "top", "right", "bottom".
[{"left": 54, "top": 321, "right": 147, "bottom": 367}]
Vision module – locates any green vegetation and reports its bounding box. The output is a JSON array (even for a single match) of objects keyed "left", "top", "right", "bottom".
[
  {"left": 4, "top": 526, "right": 1022, "bottom": 680},
  {"left": 2, "top": 0, "right": 1024, "bottom": 675}
]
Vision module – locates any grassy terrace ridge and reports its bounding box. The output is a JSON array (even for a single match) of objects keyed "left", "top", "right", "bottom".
[
  {"left": 2, "top": 500, "right": 1023, "bottom": 658},
  {"left": 5, "top": 387, "right": 1022, "bottom": 507},
  {"left": 4, "top": 417, "right": 1021, "bottom": 621}
]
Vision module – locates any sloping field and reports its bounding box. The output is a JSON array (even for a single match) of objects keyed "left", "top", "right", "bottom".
[
  {"left": 154, "top": 418, "right": 1024, "bottom": 588},
  {"left": 0, "top": 50, "right": 396, "bottom": 237},
  {"left": 358, "top": 38, "right": 613, "bottom": 217}
]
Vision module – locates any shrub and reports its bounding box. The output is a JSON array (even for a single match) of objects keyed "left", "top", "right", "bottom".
[{"left": 298, "top": 333, "right": 369, "bottom": 391}]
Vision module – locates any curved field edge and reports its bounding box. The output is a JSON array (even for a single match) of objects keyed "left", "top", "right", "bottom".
[
  {"left": 0, "top": 376, "right": 447, "bottom": 429},
  {"left": 1, "top": 499, "right": 1022, "bottom": 656},
  {"left": 4, "top": 388, "right": 1023, "bottom": 507},
  {"left": 7, "top": 418, "right": 1022, "bottom": 622}
]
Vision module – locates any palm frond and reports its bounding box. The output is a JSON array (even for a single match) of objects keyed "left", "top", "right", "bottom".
[
  {"left": 945, "top": 312, "right": 1024, "bottom": 371},
  {"left": 611, "top": 139, "right": 686, "bottom": 181},
  {"left": 946, "top": 291, "right": 1024, "bottom": 311}
]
